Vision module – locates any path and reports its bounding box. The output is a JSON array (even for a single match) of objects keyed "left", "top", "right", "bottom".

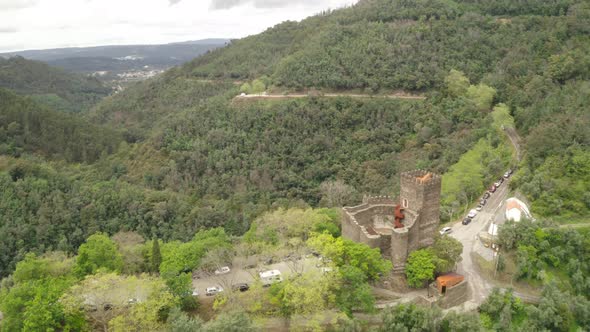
[
  {"left": 449, "top": 125, "right": 525, "bottom": 306},
  {"left": 504, "top": 127, "right": 522, "bottom": 162},
  {"left": 234, "top": 92, "right": 426, "bottom": 100}
]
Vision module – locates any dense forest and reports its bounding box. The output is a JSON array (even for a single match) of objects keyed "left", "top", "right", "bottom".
[
  {"left": 0, "top": 57, "right": 111, "bottom": 112},
  {"left": 0, "top": 89, "right": 121, "bottom": 163},
  {"left": 0, "top": 0, "right": 589, "bottom": 329}
]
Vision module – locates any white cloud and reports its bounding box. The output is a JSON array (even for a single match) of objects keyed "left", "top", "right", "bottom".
[
  {"left": 0, "top": 0, "right": 38, "bottom": 10},
  {"left": 210, "top": 0, "right": 319, "bottom": 10},
  {"left": 0, "top": 0, "right": 358, "bottom": 52},
  {"left": 0, "top": 27, "right": 18, "bottom": 33}
]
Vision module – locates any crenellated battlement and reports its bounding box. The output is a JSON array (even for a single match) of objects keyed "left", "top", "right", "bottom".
[
  {"left": 363, "top": 195, "right": 396, "bottom": 205},
  {"left": 342, "top": 170, "right": 441, "bottom": 274},
  {"left": 400, "top": 169, "right": 442, "bottom": 188}
]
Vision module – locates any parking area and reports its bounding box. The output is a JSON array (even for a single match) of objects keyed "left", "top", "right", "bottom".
[{"left": 192, "top": 256, "right": 327, "bottom": 297}]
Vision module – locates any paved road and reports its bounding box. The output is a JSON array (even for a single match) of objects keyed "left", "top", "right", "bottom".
[
  {"left": 449, "top": 178, "right": 510, "bottom": 306},
  {"left": 448, "top": 125, "right": 529, "bottom": 307},
  {"left": 235, "top": 93, "right": 426, "bottom": 100}
]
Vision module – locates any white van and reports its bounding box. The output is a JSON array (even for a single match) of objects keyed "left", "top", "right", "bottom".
[{"left": 259, "top": 270, "right": 283, "bottom": 287}]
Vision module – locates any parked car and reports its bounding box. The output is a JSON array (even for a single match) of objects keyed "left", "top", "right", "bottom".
[
  {"left": 206, "top": 286, "right": 224, "bottom": 296},
  {"left": 504, "top": 169, "right": 513, "bottom": 178},
  {"left": 467, "top": 209, "right": 478, "bottom": 219},
  {"left": 483, "top": 192, "right": 491, "bottom": 199},
  {"left": 476, "top": 205, "right": 483, "bottom": 211},
  {"left": 480, "top": 198, "right": 487, "bottom": 206},
  {"left": 192, "top": 289, "right": 199, "bottom": 296},
  {"left": 489, "top": 185, "right": 497, "bottom": 193},
  {"left": 494, "top": 181, "right": 502, "bottom": 187},
  {"left": 214, "top": 266, "right": 230, "bottom": 275},
  {"left": 497, "top": 177, "right": 504, "bottom": 184},
  {"left": 462, "top": 217, "right": 472, "bottom": 225},
  {"left": 232, "top": 283, "right": 250, "bottom": 292},
  {"left": 439, "top": 227, "right": 452, "bottom": 235}
]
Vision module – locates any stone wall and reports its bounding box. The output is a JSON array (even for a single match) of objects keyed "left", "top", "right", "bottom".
[
  {"left": 399, "top": 170, "right": 441, "bottom": 251},
  {"left": 342, "top": 170, "right": 442, "bottom": 274},
  {"left": 435, "top": 280, "right": 469, "bottom": 309}
]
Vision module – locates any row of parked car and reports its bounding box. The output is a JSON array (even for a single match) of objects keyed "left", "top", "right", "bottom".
[
  {"left": 462, "top": 169, "right": 513, "bottom": 225},
  {"left": 195, "top": 266, "right": 285, "bottom": 297},
  {"left": 440, "top": 169, "right": 513, "bottom": 235},
  {"left": 193, "top": 282, "right": 251, "bottom": 297}
]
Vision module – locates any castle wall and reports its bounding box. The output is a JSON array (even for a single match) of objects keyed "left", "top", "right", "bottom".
[
  {"left": 391, "top": 228, "right": 409, "bottom": 271},
  {"left": 342, "top": 170, "right": 442, "bottom": 274},
  {"left": 341, "top": 209, "right": 361, "bottom": 243},
  {"left": 359, "top": 230, "right": 382, "bottom": 249}
]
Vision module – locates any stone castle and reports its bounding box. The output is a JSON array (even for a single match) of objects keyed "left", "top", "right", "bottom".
[{"left": 342, "top": 170, "right": 442, "bottom": 273}]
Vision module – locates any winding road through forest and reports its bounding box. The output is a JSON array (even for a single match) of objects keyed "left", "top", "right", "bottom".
[
  {"left": 448, "top": 126, "right": 539, "bottom": 307},
  {"left": 234, "top": 92, "right": 426, "bottom": 100}
]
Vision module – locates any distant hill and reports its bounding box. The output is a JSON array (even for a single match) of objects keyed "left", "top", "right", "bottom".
[
  {"left": 0, "top": 56, "right": 111, "bottom": 112},
  {"left": 0, "top": 39, "right": 230, "bottom": 83}
]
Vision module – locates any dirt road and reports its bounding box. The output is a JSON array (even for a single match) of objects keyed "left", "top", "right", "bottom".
[{"left": 235, "top": 93, "right": 426, "bottom": 100}]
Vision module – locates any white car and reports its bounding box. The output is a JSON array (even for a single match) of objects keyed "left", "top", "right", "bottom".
[
  {"left": 192, "top": 289, "right": 199, "bottom": 296},
  {"left": 439, "top": 227, "right": 452, "bottom": 235},
  {"left": 467, "top": 209, "right": 478, "bottom": 219},
  {"left": 214, "top": 266, "right": 230, "bottom": 275},
  {"left": 206, "top": 286, "right": 224, "bottom": 296}
]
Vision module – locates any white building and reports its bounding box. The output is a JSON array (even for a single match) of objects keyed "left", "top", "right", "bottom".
[{"left": 505, "top": 197, "right": 532, "bottom": 222}]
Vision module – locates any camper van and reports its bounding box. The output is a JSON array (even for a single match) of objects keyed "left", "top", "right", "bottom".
[{"left": 259, "top": 270, "right": 283, "bottom": 287}]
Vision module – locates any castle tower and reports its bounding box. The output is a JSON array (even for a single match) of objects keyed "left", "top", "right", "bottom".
[{"left": 399, "top": 170, "right": 441, "bottom": 249}]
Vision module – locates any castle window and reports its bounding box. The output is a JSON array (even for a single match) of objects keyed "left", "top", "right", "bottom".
[{"left": 402, "top": 199, "right": 408, "bottom": 208}]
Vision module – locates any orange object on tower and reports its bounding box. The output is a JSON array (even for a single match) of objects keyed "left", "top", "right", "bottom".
[{"left": 394, "top": 204, "right": 405, "bottom": 228}]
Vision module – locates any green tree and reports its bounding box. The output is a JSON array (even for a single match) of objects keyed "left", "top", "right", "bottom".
[
  {"left": 73, "top": 233, "right": 123, "bottom": 277},
  {"left": 466, "top": 83, "right": 496, "bottom": 111},
  {"left": 380, "top": 304, "right": 442, "bottom": 332},
  {"left": 431, "top": 236, "right": 463, "bottom": 273},
  {"left": 524, "top": 283, "right": 574, "bottom": 332},
  {"left": 336, "top": 266, "right": 375, "bottom": 317},
  {"left": 442, "top": 311, "right": 482, "bottom": 332},
  {"left": 167, "top": 308, "right": 205, "bottom": 332},
  {"left": 308, "top": 232, "right": 391, "bottom": 281},
  {"left": 445, "top": 69, "right": 470, "bottom": 97},
  {"left": 239, "top": 83, "right": 252, "bottom": 94},
  {"left": 151, "top": 237, "right": 162, "bottom": 273},
  {"left": 270, "top": 272, "right": 336, "bottom": 317},
  {"left": 250, "top": 79, "right": 266, "bottom": 93},
  {"left": 478, "top": 288, "right": 524, "bottom": 332},
  {"left": 61, "top": 273, "right": 174, "bottom": 332},
  {"left": 205, "top": 311, "right": 255, "bottom": 332},
  {"left": 405, "top": 249, "right": 436, "bottom": 288},
  {"left": 0, "top": 277, "right": 86, "bottom": 332}
]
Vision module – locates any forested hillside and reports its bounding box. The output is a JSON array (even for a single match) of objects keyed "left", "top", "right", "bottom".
[
  {"left": 90, "top": 0, "right": 590, "bottom": 221},
  {"left": 0, "top": 0, "right": 589, "bottom": 329},
  {"left": 0, "top": 56, "right": 111, "bottom": 112},
  {"left": 0, "top": 89, "right": 121, "bottom": 163}
]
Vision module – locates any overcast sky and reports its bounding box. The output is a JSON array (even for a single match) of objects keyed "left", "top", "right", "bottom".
[{"left": 0, "top": 0, "right": 358, "bottom": 52}]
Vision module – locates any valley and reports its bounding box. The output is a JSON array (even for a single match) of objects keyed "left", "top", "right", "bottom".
[{"left": 0, "top": 0, "right": 589, "bottom": 331}]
